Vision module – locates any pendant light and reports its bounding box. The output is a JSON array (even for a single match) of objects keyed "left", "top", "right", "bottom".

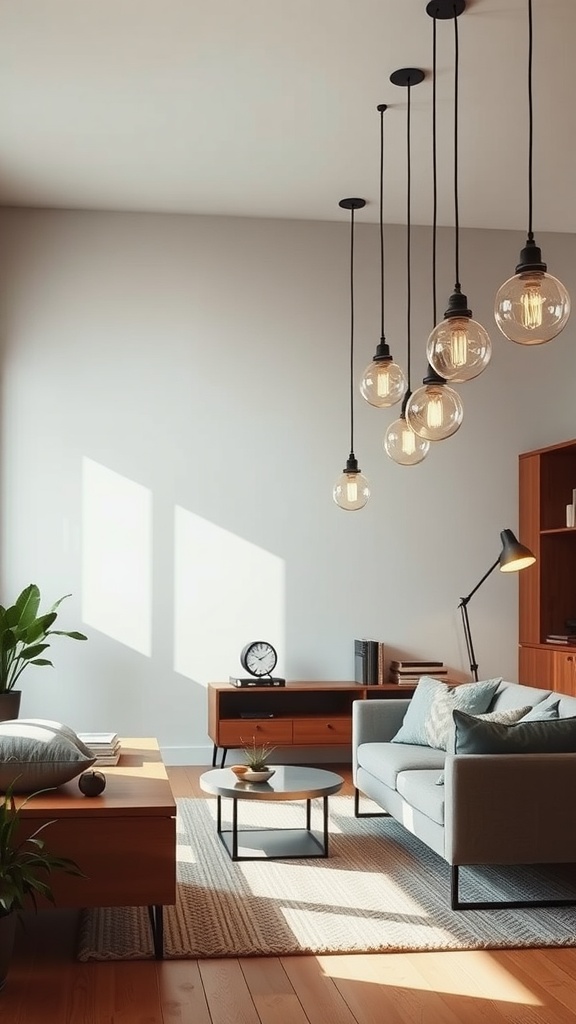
[
  {"left": 384, "top": 70, "right": 430, "bottom": 467},
  {"left": 494, "top": 0, "right": 570, "bottom": 345},
  {"left": 404, "top": 33, "right": 463, "bottom": 443},
  {"left": 333, "top": 198, "right": 370, "bottom": 511},
  {"left": 426, "top": 0, "right": 492, "bottom": 382},
  {"left": 360, "top": 105, "right": 406, "bottom": 409}
]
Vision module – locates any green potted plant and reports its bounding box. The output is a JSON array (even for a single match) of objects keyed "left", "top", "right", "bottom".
[
  {"left": 0, "top": 584, "right": 87, "bottom": 721},
  {"left": 242, "top": 740, "right": 275, "bottom": 771},
  {"left": 0, "top": 783, "right": 82, "bottom": 989}
]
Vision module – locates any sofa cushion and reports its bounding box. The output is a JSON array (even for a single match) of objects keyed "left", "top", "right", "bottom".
[
  {"left": 356, "top": 741, "right": 445, "bottom": 791},
  {"left": 488, "top": 680, "right": 551, "bottom": 713},
  {"left": 436, "top": 705, "right": 532, "bottom": 783},
  {"left": 520, "top": 699, "right": 560, "bottom": 722},
  {"left": 391, "top": 675, "right": 501, "bottom": 751},
  {"left": 0, "top": 719, "right": 96, "bottom": 793},
  {"left": 453, "top": 710, "right": 576, "bottom": 754},
  {"left": 396, "top": 770, "right": 446, "bottom": 826},
  {"left": 553, "top": 694, "right": 576, "bottom": 719}
]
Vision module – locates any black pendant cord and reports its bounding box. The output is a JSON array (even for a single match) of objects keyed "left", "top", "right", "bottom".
[
  {"left": 527, "top": 0, "right": 534, "bottom": 242},
  {"left": 406, "top": 80, "right": 412, "bottom": 396},
  {"left": 379, "top": 106, "right": 386, "bottom": 340},
  {"left": 348, "top": 206, "right": 356, "bottom": 458},
  {"left": 432, "top": 13, "right": 438, "bottom": 328},
  {"left": 452, "top": 7, "right": 461, "bottom": 292}
]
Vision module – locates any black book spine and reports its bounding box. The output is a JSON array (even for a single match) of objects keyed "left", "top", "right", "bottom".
[
  {"left": 354, "top": 639, "right": 368, "bottom": 684},
  {"left": 366, "top": 640, "right": 378, "bottom": 685}
]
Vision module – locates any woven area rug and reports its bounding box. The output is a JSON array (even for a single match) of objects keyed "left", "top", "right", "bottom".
[{"left": 77, "top": 794, "right": 576, "bottom": 960}]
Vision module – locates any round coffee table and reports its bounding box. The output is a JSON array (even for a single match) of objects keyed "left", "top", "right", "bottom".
[{"left": 200, "top": 765, "right": 344, "bottom": 861}]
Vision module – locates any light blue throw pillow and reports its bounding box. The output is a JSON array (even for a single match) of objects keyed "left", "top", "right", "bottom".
[
  {"left": 391, "top": 675, "right": 502, "bottom": 751},
  {"left": 520, "top": 699, "right": 560, "bottom": 722}
]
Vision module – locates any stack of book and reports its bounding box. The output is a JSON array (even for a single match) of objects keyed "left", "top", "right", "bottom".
[
  {"left": 78, "top": 732, "right": 121, "bottom": 766},
  {"left": 545, "top": 634, "right": 576, "bottom": 645},
  {"left": 354, "top": 639, "right": 386, "bottom": 685},
  {"left": 389, "top": 660, "right": 447, "bottom": 685}
]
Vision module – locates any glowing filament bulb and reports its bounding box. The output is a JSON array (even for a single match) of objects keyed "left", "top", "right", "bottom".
[
  {"left": 450, "top": 324, "right": 468, "bottom": 367},
  {"left": 376, "top": 369, "right": 391, "bottom": 398},
  {"left": 520, "top": 276, "right": 544, "bottom": 330},
  {"left": 401, "top": 426, "right": 416, "bottom": 455},
  {"left": 346, "top": 476, "right": 358, "bottom": 503},
  {"left": 426, "top": 396, "right": 443, "bottom": 430}
]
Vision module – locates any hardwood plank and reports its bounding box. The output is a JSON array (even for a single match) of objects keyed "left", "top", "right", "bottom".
[
  {"left": 198, "top": 958, "right": 261, "bottom": 1024},
  {"left": 156, "top": 960, "right": 212, "bottom": 1024},
  {"left": 431, "top": 949, "right": 573, "bottom": 1024},
  {"left": 240, "top": 958, "right": 311, "bottom": 1024},
  {"left": 112, "top": 960, "right": 163, "bottom": 1024},
  {"left": 499, "top": 948, "right": 576, "bottom": 1019},
  {"left": 280, "top": 955, "right": 361, "bottom": 1024},
  {"left": 320, "top": 951, "right": 491, "bottom": 1024}
]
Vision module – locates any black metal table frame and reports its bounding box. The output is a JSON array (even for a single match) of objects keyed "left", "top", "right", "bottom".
[{"left": 216, "top": 793, "right": 331, "bottom": 861}]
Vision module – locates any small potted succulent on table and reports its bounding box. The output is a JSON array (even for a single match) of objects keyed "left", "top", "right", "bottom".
[{"left": 230, "top": 741, "right": 276, "bottom": 783}]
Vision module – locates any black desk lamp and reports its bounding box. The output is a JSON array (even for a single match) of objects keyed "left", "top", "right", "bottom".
[{"left": 459, "top": 529, "right": 536, "bottom": 681}]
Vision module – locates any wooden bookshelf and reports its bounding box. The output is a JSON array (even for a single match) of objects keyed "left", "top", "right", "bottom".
[{"left": 519, "top": 438, "right": 576, "bottom": 695}]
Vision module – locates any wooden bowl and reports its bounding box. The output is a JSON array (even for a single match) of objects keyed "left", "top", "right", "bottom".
[{"left": 230, "top": 764, "right": 249, "bottom": 776}]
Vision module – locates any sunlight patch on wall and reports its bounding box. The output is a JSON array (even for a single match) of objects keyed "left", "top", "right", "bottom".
[
  {"left": 174, "top": 507, "right": 285, "bottom": 684},
  {"left": 81, "top": 458, "right": 152, "bottom": 655}
]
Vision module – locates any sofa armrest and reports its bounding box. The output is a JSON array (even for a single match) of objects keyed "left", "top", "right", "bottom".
[
  {"left": 444, "top": 752, "right": 576, "bottom": 865},
  {"left": 352, "top": 698, "right": 410, "bottom": 750}
]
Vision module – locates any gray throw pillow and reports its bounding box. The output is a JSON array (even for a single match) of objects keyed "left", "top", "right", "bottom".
[
  {"left": 391, "top": 675, "right": 502, "bottom": 751},
  {"left": 435, "top": 704, "right": 532, "bottom": 784},
  {"left": 453, "top": 709, "right": 576, "bottom": 755},
  {"left": 17, "top": 718, "right": 95, "bottom": 758},
  {"left": 0, "top": 719, "right": 96, "bottom": 793},
  {"left": 520, "top": 699, "right": 560, "bottom": 722}
]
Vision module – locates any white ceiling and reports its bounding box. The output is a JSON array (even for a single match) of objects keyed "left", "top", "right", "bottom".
[{"left": 0, "top": 0, "right": 573, "bottom": 230}]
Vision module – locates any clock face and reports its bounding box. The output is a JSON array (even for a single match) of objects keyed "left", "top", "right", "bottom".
[{"left": 240, "top": 641, "right": 278, "bottom": 677}]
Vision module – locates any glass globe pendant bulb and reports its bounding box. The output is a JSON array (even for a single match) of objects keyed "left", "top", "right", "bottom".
[
  {"left": 405, "top": 380, "right": 463, "bottom": 442},
  {"left": 384, "top": 415, "right": 430, "bottom": 466},
  {"left": 360, "top": 355, "right": 406, "bottom": 408},
  {"left": 332, "top": 456, "right": 370, "bottom": 511},
  {"left": 427, "top": 289, "right": 491, "bottom": 383},
  {"left": 495, "top": 268, "right": 571, "bottom": 346},
  {"left": 427, "top": 316, "right": 491, "bottom": 382}
]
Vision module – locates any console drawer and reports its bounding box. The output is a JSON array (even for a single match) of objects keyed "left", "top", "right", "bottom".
[
  {"left": 218, "top": 719, "right": 293, "bottom": 746},
  {"left": 293, "top": 718, "right": 351, "bottom": 745}
]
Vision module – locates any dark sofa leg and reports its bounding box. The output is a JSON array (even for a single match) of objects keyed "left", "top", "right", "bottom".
[
  {"left": 450, "top": 863, "right": 576, "bottom": 911},
  {"left": 450, "top": 865, "right": 460, "bottom": 910},
  {"left": 354, "top": 787, "right": 389, "bottom": 819}
]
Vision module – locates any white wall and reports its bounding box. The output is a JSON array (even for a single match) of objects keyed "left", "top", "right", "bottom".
[{"left": 1, "top": 208, "right": 575, "bottom": 763}]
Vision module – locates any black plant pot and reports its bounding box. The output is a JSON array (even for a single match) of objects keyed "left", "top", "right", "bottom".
[{"left": 0, "top": 691, "right": 21, "bottom": 723}]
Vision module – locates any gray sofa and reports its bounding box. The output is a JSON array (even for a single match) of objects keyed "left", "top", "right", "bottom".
[{"left": 352, "top": 679, "right": 576, "bottom": 909}]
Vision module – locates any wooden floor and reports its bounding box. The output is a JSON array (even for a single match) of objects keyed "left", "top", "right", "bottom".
[{"left": 4, "top": 765, "right": 576, "bottom": 1023}]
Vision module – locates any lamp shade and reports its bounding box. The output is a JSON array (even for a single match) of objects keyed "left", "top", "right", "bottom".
[{"left": 498, "top": 529, "right": 536, "bottom": 573}]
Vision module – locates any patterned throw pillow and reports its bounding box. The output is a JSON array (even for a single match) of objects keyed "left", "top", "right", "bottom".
[
  {"left": 391, "top": 675, "right": 502, "bottom": 751},
  {"left": 435, "top": 704, "right": 532, "bottom": 784}
]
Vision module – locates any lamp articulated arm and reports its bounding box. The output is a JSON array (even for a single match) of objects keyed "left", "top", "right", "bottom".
[{"left": 458, "top": 557, "right": 500, "bottom": 683}]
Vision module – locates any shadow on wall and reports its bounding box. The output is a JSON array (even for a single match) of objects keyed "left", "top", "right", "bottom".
[{"left": 81, "top": 457, "right": 286, "bottom": 685}]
